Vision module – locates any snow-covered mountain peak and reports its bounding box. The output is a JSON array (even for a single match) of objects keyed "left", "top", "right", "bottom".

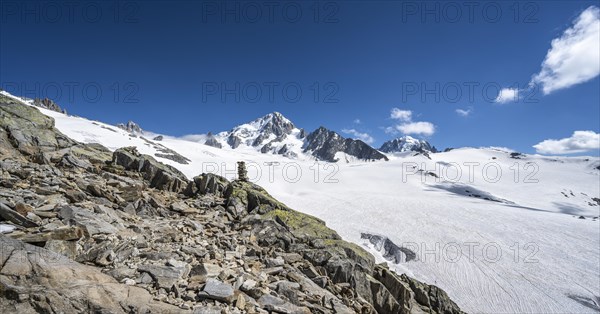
[
  {"left": 380, "top": 136, "right": 437, "bottom": 153},
  {"left": 220, "top": 111, "right": 299, "bottom": 150},
  {"left": 242, "top": 111, "right": 296, "bottom": 137}
]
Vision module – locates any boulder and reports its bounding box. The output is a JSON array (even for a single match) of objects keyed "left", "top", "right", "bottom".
[
  {"left": 58, "top": 205, "right": 120, "bottom": 235},
  {"left": 194, "top": 173, "right": 228, "bottom": 196},
  {"left": 225, "top": 180, "right": 291, "bottom": 215},
  {"left": 137, "top": 264, "right": 189, "bottom": 289},
  {"left": 257, "top": 294, "right": 310, "bottom": 314},
  {"left": 0, "top": 202, "right": 39, "bottom": 228},
  {"left": 198, "top": 279, "right": 235, "bottom": 303},
  {"left": 112, "top": 147, "right": 189, "bottom": 193},
  {"left": 0, "top": 95, "right": 75, "bottom": 155}
]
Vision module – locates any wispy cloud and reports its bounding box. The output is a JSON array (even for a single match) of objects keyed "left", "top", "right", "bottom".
[
  {"left": 531, "top": 6, "right": 600, "bottom": 94},
  {"left": 495, "top": 88, "right": 519, "bottom": 104},
  {"left": 455, "top": 107, "right": 472, "bottom": 117},
  {"left": 533, "top": 130, "right": 599, "bottom": 154},
  {"left": 342, "top": 128, "right": 374, "bottom": 144},
  {"left": 390, "top": 108, "right": 412, "bottom": 121},
  {"left": 353, "top": 118, "right": 361, "bottom": 124},
  {"left": 387, "top": 108, "right": 436, "bottom": 136}
]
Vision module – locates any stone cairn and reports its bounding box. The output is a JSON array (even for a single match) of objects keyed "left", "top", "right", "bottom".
[{"left": 237, "top": 161, "right": 248, "bottom": 182}]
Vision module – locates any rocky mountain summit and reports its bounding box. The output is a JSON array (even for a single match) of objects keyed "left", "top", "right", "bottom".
[
  {"left": 217, "top": 112, "right": 304, "bottom": 158},
  {"left": 117, "top": 120, "right": 143, "bottom": 134},
  {"left": 305, "top": 127, "right": 389, "bottom": 162},
  {"left": 213, "top": 112, "right": 388, "bottom": 162},
  {"left": 379, "top": 136, "right": 437, "bottom": 154},
  {"left": 0, "top": 95, "right": 463, "bottom": 313},
  {"left": 31, "top": 97, "right": 68, "bottom": 114}
]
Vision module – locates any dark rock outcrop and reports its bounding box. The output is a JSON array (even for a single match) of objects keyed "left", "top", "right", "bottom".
[
  {"left": 304, "top": 127, "right": 389, "bottom": 162},
  {"left": 116, "top": 120, "right": 142, "bottom": 133},
  {"left": 32, "top": 97, "right": 67, "bottom": 114},
  {"left": 204, "top": 132, "right": 222, "bottom": 148},
  {"left": 112, "top": 146, "right": 189, "bottom": 193}
]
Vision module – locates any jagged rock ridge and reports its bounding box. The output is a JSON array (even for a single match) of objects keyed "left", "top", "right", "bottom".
[
  {"left": 117, "top": 120, "right": 143, "bottom": 133},
  {"left": 213, "top": 112, "right": 388, "bottom": 162},
  {"left": 304, "top": 127, "right": 389, "bottom": 162}
]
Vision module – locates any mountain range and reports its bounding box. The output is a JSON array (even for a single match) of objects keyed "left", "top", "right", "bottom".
[{"left": 120, "top": 111, "right": 436, "bottom": 163}]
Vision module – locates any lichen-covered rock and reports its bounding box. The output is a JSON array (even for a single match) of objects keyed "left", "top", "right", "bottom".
[
  {"left": 224, "top": 180, "right": 291, "bottom": 215},
  {"left": 0, "top": 94, "right": 75, "bottom": 156}
]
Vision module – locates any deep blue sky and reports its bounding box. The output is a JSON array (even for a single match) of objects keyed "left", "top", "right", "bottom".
[{"left": 1, "top": 0, "right": 599, "bottom": 153}]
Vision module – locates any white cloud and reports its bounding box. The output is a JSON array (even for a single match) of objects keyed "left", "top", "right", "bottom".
[
  {"left": 395, "top": 122, "right": 436, "bottom": 136},
  {"left": 531, "top": 6, "right": 600, "bottom": 94},
  {"left": 455, "top": 108, "right": 472, "bottom": 117},
  {"left": 386, "top": 108, "right": 435, "bottom": 136},
  {"left": 390, "top": 108, "right": 413, "bottom": 121},
  {"left": 342, "top": 128, "right": 374, "bottom": 144},
  {"left": 533, "top": 130, "right": 600, "bottom": 154},
  {"left": 353, "top": 119, "right": 361, "bottom": 124},
  {"left": 495, "top": 88, "right": 519, "bottom": 104}
]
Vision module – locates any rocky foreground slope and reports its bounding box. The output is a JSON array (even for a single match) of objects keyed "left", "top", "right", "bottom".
[{"left": 0, "top": 95, "right": 463, "bottom": 313}]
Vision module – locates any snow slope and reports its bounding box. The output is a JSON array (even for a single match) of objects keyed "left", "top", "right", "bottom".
[{"left": 4, "top": 91, "right": 599, "bottom": 313}]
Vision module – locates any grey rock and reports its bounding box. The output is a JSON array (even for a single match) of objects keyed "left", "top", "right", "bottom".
[
  {"left": 137, "top": 264, "right": 188, "bottom": 289},
  {"left": 116, "top": 121, "right": 142, "bottom": 133},
  {"left": 0, "top": 202, "right": 38, "bottom": 228},
  {"left": 194, "top": 173, "right": 228, "bottom": 196},
  {"left": 57, "top": 153, "right": 92, "bottom": 170},
  {"left": 0, "top": 235, "right": 181, "bottom": 313},
  {"left": 0, "top": 95, "right": 75, "bottom": 155},
  {"left": 190, "top": 263, "right": 222, "bottom": 283},
  {"left": 198, "top": 278, "right": 235, "bottom": 303},
  {"left": 58, "top": 205, "right": 119, "bottom": 235},
  {"left": 32, "top": 97, "right": 67, "bottom": 114},
  {"left": 204, "top": 132, "right": 222, "bottom": 148},
  {"left": 113, "top": 146, "right": 189, "bottom": 193},
  {"left": 44, "top": 239, "right": 77, "bottom": 259},
  {"left": 258, "top": 294, "right": 310, "bottom": 314}
]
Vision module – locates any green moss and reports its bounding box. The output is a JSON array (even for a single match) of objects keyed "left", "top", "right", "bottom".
[
  {"left": 263, "top": 209, "right": 340, "bottom": 240},
  {"left": 0, "top": 96, "right": 53, "bottom": 127}
]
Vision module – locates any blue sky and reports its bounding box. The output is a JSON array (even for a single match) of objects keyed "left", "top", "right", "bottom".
[{"left": 1, "top": 1, "right": 599, "bottom": 154}]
